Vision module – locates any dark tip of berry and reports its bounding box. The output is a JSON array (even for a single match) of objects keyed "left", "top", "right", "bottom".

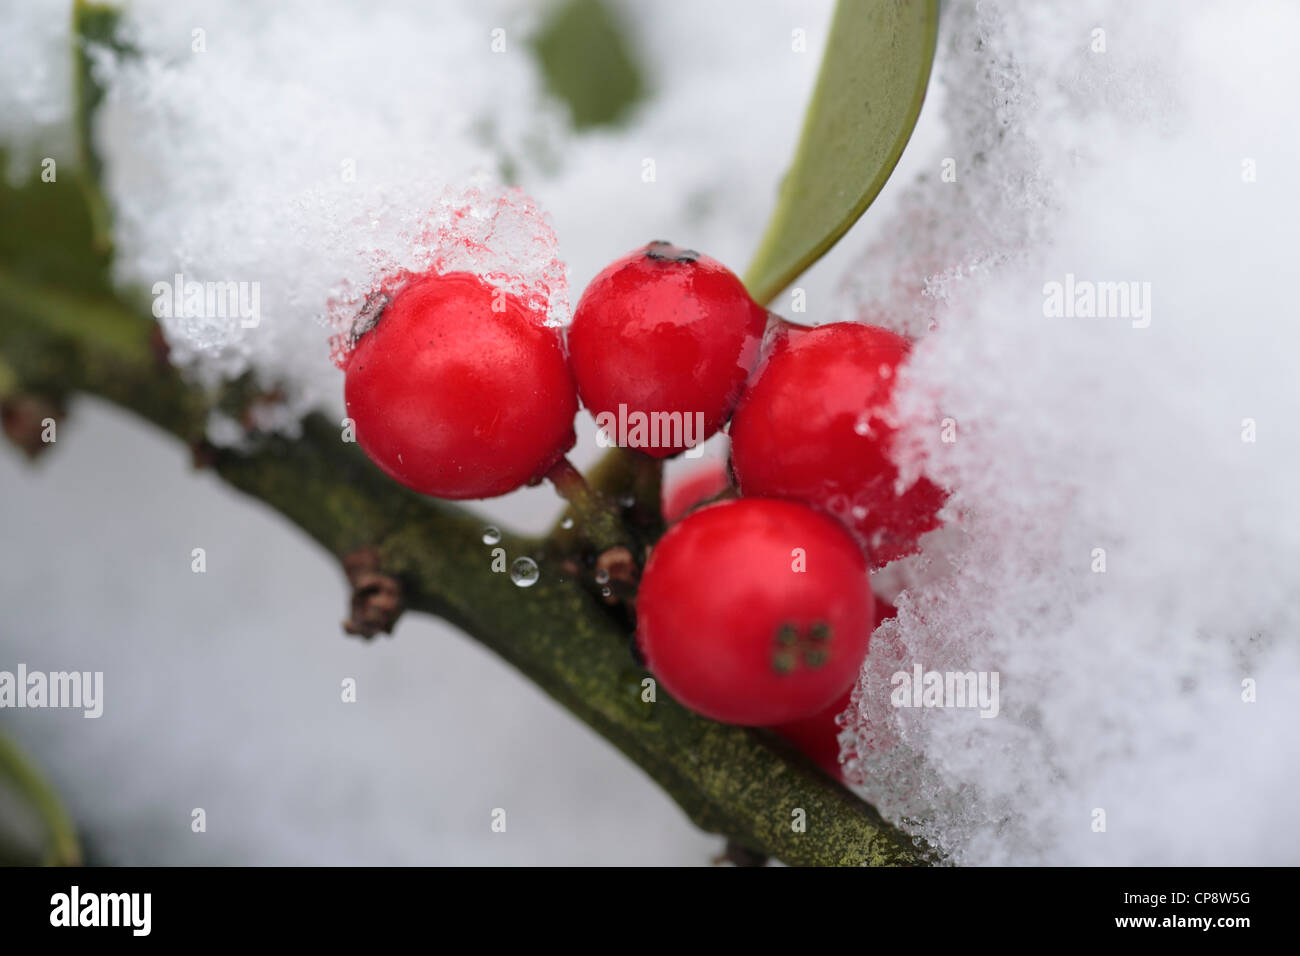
[
  {"left": 644, "top": 240, "right": 700, "bottom": 264},
  {"left": 354, "top": 290, "right": 391, "bottom": 339},
  {"left": 771, "top": 622, "right": 834, "bottom": 673}
]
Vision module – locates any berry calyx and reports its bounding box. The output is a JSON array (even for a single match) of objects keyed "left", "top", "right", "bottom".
[
  {"left": 567, "top": 242, "right": 768, "bottom": 458},
  {"left": 661, "top": 460, "right": 730, "bottom": 523},
  {"left": 343, "top": 272, "right": 578, "bottom": 499},
  {"left": 729, "top": 322, "right": 945, "bottom": 567},
  {"left": 636, "top": 498, "right": 874, "bottom": 726},
  {"left": 771, "top": 598, "right": 896, "bottom": 779}
]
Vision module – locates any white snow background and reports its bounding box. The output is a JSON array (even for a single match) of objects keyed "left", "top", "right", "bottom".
[{"left": 2, "top": 0, "right": 1298, "bottom": 863}]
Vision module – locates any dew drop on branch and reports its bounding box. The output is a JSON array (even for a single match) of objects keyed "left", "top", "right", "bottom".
[{"left": 510, "top": 557, "right": 539, "bottom": 588}]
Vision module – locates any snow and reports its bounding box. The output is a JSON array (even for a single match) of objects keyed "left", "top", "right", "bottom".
[
  {"left": 0, "top": 0, "right": 75, "bottom": 181},
  {"left": 87, "top": 0, "right": 574, "bottom": 425},
  {"left": 2, "top": 0, "right": 1298, "bottom": 865},
  {"left": 24, "top": 0, "right": 824, "bottom": 435},
  {"left": 837, "top": 0, "right": 1300, "bottom": 864}
]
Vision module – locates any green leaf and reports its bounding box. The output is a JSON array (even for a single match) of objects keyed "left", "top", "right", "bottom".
[
  {"left": 744, "top": 0, "right": 939, "bottom": 306},
  {"left": 73, "top": 0, "right": 128, "bottom": 256},
  {"left": 0, "top": 730, "right": 81, "bottom": 866},
  {"left": 531, "top": 0, "right": 645, "bottom": 130},
  {"left": 0, "top": 149, "right": 114, "bottom": 295},
  {"left": 0, "top": 5, "right": 127, "bottom": 296}
]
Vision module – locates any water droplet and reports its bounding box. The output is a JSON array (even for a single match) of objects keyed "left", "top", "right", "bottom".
[
  {"left": 595, "top": 568, "right": 610, "bottom": 584},
  {"left": 482, "top": 526, "right": 501, "bottom": 545},
  {"left": 600, "top": 586, "right": 612, "bottom": 598},
  {"left": 878, "top": 363, "right": 892, "bottom": 380},
  {"left": 560, "top": 516, "right": 574, "bottom": 529},
  {"left": 851, "top": 505, "right": 868, "bottom": 521},
  {"left": 510, "top": 557, "right": 539, "bottom": 587},
  {"left": 853, "top": 414, "right": 872, "bottom": 437}
]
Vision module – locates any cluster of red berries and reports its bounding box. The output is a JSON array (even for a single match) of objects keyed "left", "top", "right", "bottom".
[{"left": 343, "top": 241, "right": 943, "bottom": 773}]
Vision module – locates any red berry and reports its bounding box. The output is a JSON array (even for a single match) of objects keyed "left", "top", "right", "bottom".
[
  {"left": 772, "top": 688, "right": 852, "bottom": 779},
  {"left": 729, "top": 322, "right": 944, "bottom": 567},
  {"left": 567, "top": 242, "right": 768, "bottom": 458},
  {"left": 344, "top": 272, "right": 577, "bottom": 499},
  {"left": 661, "top": 461, "right": 730, "bottom": 523},
  {"left": 771, "top": 598, "right": 897, "bottom": 779},
  {"left": 636, "top": 498, "right": 874, "bottom": 726}
]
